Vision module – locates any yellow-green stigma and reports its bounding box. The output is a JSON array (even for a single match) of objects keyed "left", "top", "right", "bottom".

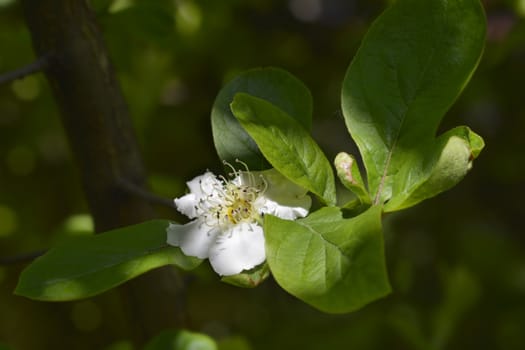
[{"left": 199, "top": 160, "right": 267, "bottom": 229}]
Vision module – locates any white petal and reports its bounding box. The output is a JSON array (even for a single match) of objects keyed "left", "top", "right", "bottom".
[
  {"left": 166, "top": 220, "right": 219, "bottom": 259},
  {"left": 174, "top": 193, "right": 198, "bottom": 218},
  {"left": 186, "top": 171, "right": 221, "bottom": 199},
  {"left": 256, "top": 169, "right": 311, "bottom": 219},
  {"left": 257, "top": 196, "right": 311, "bottom": 220},
  {"left": 175, "top": 171, "right": 223, "bottom": 219},
  {"left": 208, "top": 223, "right": 266, "bottom": 276}
]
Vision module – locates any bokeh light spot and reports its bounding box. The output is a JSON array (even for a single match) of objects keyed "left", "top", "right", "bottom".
[
  {"left": 0, "top": 0, "right": 15, "bottom": 7},
  {"left": 109, "top": 0, "right": 134, "bottom": 13},
  {"left": 289, "top": 0, "right": 322, "bottom": 22},
  {"left": 11, "top": 76, "right": 40, "bottom": 101},
  {"left": 0, "top": 205, "right": 18, "bottom": 237},
  {"left": 175, "top": 0, "right": 202, "bottom": 35},
  {"left": 64, "top": 214, "right": 94, "bottom": 235},
  {"left": 517, "top": 0, "right": 525, "bottom": 17}
]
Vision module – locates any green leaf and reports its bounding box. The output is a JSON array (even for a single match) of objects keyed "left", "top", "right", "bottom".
[
  {"left": 221, "top": 262, "right": 270, "bottom": 288},
  {"left": 211, "top": 67, "right": 313, "bottom": 170},
  {"left": 231, "top": 93, "right": 336, "bottom": 205},
  {"left": 341, "top": 0, "right": 486, "bottom": 207},
  {"left": 144, "top": 330, "right": 217, "bottom": 350},
  {"left": 334, "top": 152, "right": 371, "bottom": 205},
  {"left": 15, "top": 220, "right": 201, "bottom": 301},
  {"left": 265, "top": 206, "right": 390, "bottom": 313},
  {"left": 385, "top": 127, "right": 484, "bottom": 212}
]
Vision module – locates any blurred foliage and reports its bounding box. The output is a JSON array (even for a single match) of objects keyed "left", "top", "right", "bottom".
[
  {"left": 144, "top": 330, "right": 217, "bottom": 350},
  {"left": 1, "top": 0, "right": 525, "bottom": 349}
]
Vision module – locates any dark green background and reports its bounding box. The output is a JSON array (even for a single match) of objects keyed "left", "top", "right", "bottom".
[{"left": 1, "top": 0, "right": 524, "bottom": 349}]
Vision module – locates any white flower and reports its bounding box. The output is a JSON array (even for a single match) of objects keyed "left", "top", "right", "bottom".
[{"left": 166, "top": 164, "right": 311, "bottom": 276}]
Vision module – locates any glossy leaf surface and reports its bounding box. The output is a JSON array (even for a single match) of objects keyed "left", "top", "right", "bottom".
[
  {"left": 15, "top": 220, "right": 200, "bottom": 301},
  {"left": 265, "top": 206, "right": 390, "bottom": 313},
  {"left": 384, "top": 126, "right": 484, "bottom": 211},
  {"left": 211, "top": 67, "right": 312, "bottom": 170},
  {"left": 231, "top": 93, "right": 336, "bottom": 205},
  {"left": 341, "top": 0, "right": 486, "bottom": 208}
]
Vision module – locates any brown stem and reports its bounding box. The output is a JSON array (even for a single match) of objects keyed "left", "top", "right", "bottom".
[
  {"left": 0, "top": 249, "right": 46, "bottom": 265},
  {"left": 0, "top": 53, "right": 51, "bottom": 84},
  {"left": 20, "top": 0, "right": 185, "bottom": 345},
  {"left": 117, "top": 178, "right": 176, "bottom": 209}
]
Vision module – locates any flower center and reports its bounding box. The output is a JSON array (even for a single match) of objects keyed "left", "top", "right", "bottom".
[
  {"left": 199, "top": 161, "right": 267, "bottom": 229},
  {"left": 222, "top": 183, "right": 260, "bottom": 225}
]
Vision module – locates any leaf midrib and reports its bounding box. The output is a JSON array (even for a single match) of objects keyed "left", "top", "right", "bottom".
[
  {"left": 296, "top": 221, "right": 351, "bottom": 286},
  {"left": 364, "top": 42, "right": 439, "bottom": 204}
]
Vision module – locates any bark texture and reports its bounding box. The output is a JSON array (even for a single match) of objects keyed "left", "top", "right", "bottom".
[{"left": 21, "top": 0, "right": 184, "bottom": 345}]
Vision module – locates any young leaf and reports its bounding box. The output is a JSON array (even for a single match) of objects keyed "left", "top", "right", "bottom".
[
  {"left": 231, "top": 93, "right": 336, "bottom": 205},
  {"left": 385, "top": 127, "right": 484, "bottom": 212},
  {"left": 15, "top": 220, "right": 201, "bottom": 301},
  {"left": 211, "top": 67, "right": 313, "bottom": 170},
  {"left": 265, "top": 206, "right": 390, "bottom": 313},
  {"left": 341, "top": 0, "right": 486, "bottom": 207},
  {"left": 334, "top": 152, "right": 371, "bottom": 205}
]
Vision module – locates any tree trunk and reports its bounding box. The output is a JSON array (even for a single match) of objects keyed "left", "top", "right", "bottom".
[{"left": 20, "top": 0, "right": 185, "bottom": 345}]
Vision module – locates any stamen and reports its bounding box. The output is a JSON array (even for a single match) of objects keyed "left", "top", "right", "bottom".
[
  {"left": 258, "top": 174, "right": 268, "bottom": 195},
  {"left": 223, "top": 160, "right": 240, "bottom": 179},
  {"left": 194, "top": 163, "right": 267, "bottom": 230},
  {"left": 235, "top": 158, "right": 250, "bottom": 172}
]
